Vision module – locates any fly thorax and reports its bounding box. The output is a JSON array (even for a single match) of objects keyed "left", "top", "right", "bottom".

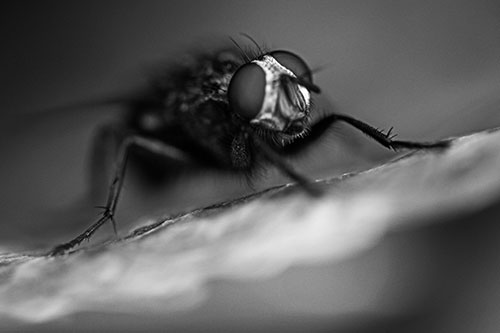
[{"left": 249, "top": 55, "right": 310, "bottom": 131}]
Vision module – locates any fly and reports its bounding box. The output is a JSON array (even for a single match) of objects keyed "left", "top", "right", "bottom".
[{"left": 48, "top": 37, "right": 449, "bottom": 255}]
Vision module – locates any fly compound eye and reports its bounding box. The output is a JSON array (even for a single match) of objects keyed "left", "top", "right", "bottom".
[
  {"left": 228, "top": 63, "right": 266, "bottom": 119},
  {"left": 269, "top": 50, "right": 313, "bottom": 84}
]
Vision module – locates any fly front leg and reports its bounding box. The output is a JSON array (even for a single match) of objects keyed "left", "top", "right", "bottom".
[
  {"left": 49, "top": 135, "right": 193, "bottom": 255},
  {"left": 267, "top": 113, "right": 449, "bottom": 196},
  {"left": 283, "top": 113, "right": 449, "bottom": 155},
  {"left": 328, "top": 114, "right": 450, "bottom": 150}
]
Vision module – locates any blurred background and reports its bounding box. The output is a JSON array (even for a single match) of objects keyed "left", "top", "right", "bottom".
[{"left": 1, "top": 0, "right": 500, "bottom": 331}]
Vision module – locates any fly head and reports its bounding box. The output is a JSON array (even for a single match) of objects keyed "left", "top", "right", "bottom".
[{"left": 228, "top": 50, "right": 320, "bottom": 141}]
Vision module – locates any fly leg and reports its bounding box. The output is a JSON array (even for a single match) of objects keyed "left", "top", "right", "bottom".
[
  {"left": 327, "top": 114, "right": 449, "bottom": 150},
  {"left": 88, "top": 123, "right": 125, "bottom": 201},
  {"left": 270, "top": 113, "right": 449, "bottom": 196},
  {"left": 252, "top": 135, "right": 322, "bottom": 196},
  {"left": 283, "top": 113, "right": 449, "bottom": 155},
  {"left": 49, "top": 135, "right": 193, "bottom": 255}
]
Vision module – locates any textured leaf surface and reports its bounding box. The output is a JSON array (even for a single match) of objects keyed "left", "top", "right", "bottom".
[{"left": 1, "top": 127, "right": 500, "bottom": 331}]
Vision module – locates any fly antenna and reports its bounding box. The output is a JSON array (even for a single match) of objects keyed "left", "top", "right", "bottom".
[
  {"left": 283, "top": 74, "right": 321, "bottom": 94},
  {"left": 295, "top": 64, "right": 330, "bottom": 93}
]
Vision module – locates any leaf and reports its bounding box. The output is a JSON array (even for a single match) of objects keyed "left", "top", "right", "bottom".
[{"left": 1, "top": 127, "right": 500, "bottom": 329}]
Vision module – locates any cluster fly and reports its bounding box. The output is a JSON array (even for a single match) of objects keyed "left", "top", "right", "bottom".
[{"left": 49, "top": 36, "right": 448, "bottom": 255}]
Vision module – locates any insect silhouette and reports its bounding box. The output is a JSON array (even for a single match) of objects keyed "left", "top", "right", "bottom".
[{"left": 48, "top": 38, "right": 448, "bottom": 255}]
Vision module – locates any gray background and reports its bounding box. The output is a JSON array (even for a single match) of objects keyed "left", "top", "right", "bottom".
[
  {"left": 2, "top": 1, "right": 500, "bottom": 243},
  {"left": 2, "top": 0, "right": 500, "bottom": 246},
  {"left": 1, "top": 1, "right": 500, "bottom": 331}
]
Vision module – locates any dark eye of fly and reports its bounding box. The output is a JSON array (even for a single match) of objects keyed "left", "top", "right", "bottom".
[{"left": 228, "top": 63, "right": 266, "bottom": 119}]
